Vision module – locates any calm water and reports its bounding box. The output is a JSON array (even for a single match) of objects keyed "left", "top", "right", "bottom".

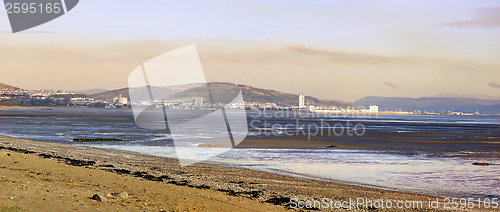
[{"left": 0, "top": 108, "right": 499, "bottom": 199}]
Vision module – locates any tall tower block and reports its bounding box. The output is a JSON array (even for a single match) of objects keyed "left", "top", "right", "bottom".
[{"left": 299, "top": 94, "right": 305, "bottom": 108}]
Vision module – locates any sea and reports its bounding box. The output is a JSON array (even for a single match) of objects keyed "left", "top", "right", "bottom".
[{"left": 0, "top": 108, "right": 499, "bottom": 199}]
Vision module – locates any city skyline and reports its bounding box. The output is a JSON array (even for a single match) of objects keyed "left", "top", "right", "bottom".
[{"left": 1, "top": 1, "right": 500, "bottom": 101}]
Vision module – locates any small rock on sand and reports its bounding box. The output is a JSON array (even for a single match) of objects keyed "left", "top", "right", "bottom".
[
  {"left": 91, "top": 194, "right": 108, "bottom": 202},
  {"left": 92, "top": 192, "right": 128, "bottom": 202},
  {"left": 115, "top": 192, "right": 128, "bottom": 200},
  {"left": 0, "top": 152, "right": 11, "bottom": 157}
]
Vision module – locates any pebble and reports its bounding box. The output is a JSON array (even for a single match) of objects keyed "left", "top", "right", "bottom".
[
  {"left": 0, "top": 152, "right": 11, "bottom": 157},
  {"left": 91, "top": 194, "right": 108, "bottom": 202},
  {"left": 91, "top": 191, "right": 129, "bottom": 202},
  {"left": 115, "top": 192, "right": 128, "bottom": 200}
]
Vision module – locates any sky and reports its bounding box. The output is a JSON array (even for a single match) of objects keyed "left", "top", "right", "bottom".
[{"left": 1, "top": 0, "right": 499, "bottom": 101}]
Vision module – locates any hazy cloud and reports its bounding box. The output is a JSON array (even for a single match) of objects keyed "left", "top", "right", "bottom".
[
  {"left": 384, "top": 82, "right": 398, "bottom": 89},
  {"left": 287, "top": 45, "right": 499, "bottom": 75},
  {"left": 288, "top": 45, "right": 318, "bottom": 54},
  {"left": 2, "top": 40, "right": 500, "bottom": 101},
  {"left": 437, "top": 7, "right": 500, "bottom": 28},
  {"left": 489, "top": 82, "right": 500, "bottom": 89}
]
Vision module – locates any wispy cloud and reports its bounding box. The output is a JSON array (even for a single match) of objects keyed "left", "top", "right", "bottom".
[
  {"left": 437, "top": 7, "right": 500, "bottom": 28},
  {"left": 489, "top": 82, "right": 500, "bottom": 89},
  {"left": 384, "top": 82, "right": 398, "bottom": 89},
  {"left": 288, "top": 45, "right": 319, "bottom": 54},
  {"left": 286, "top": 45, "right": 498, "bottom": 75}
]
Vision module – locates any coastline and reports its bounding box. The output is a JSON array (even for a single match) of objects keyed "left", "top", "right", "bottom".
[
  {"left": 1, "top": 135, "right": 495, "bottom": 211},
  {"left": 1, "top": 106, "right": 499, "bottom": 117}
]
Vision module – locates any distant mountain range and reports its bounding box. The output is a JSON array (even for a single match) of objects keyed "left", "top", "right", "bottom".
[{"left": 355, "top": 96, "right": 500, "bottom": 114}]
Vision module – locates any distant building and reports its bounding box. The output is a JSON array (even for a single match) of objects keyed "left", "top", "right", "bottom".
[
  {"left": 195, "top": 97, "right": 204, "bottom": 107},
  {"left": 309, "top": 105, "right": 315, "bottom": 112},
  {"left": 263, "top": 102, "right": 277, "bottom": 109},
  {"left": 114, "top": 94, "right": 128, "bottom": 105},
  {"left": 299, "top": 94, "right": 305, "bottom": 108},
  {"left": 369, "top": 105, "right": 379, "bottom": 113}
]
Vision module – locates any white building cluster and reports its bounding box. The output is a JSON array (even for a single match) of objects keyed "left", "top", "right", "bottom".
[{"left": 114, "top": 95, "right": 128, "bottom": 105}]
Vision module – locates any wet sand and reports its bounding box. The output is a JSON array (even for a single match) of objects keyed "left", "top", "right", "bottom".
[
  {"left": 0, "top": 135, "right": 494, "bottom": 211},
  {"left": 239, "top": 134, "right": 500, "bottom": 154},
  {"left": 237, "top": 136, "right": 374, "bottom": 149}
]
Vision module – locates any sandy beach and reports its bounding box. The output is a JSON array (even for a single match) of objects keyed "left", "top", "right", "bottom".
[
  {"left": 0, "top": 135, "right": 285, "bottom": 212},
  {"left": 0, "top": 135, "right": 496, "bottom": 211}
]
